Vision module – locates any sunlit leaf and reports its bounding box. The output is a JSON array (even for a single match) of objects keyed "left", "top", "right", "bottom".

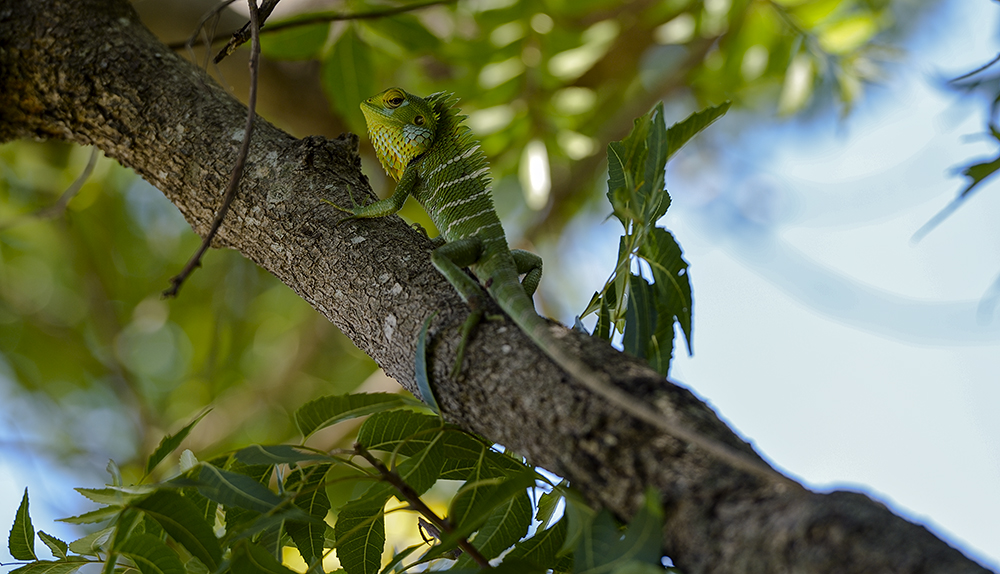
[
  {"left": 57, "top": 506, "right": 121, "bottom": 525},
  {"left": 67, "top": 526, "right": 113, "bottom": 557},
  {"left": 146, "top": 411, "right": 210, "bottom": 475},
  {"left": 131, "top": 491, "right": 221, "bottom": 571},
  {"left": 535, "top": 488, "right": 562, "bottom": 529},
  {"left": 622, "top": 274, "right": 655, "bottom": 360},
  {"left": 335, "top": 506, "right": 385, "bottom": 574},
  {"left": 9, "top": 489, "right": 37, "bottom": 560},
  {"left": 378, "top": 544, "right": 422, "bottom": 574},
  {"left": 454, "top": 490, "right": 531, "bottom": 567},
  {"left": 505, "top": 516, "right": 570, "bottom": 570},
  {"left": 295, "top": 392, "right": 423, "bottom": 438},
  {"left": 285, "top": 464, "right": 332, "bottom": 568},
  {"left": 818, "top": 14, "right": 878, "bottom": 55},
  {"left": 75, "top": 487, "right": 151, "bottom": 507},
  {"left": 448, "top": 468, "right": 535, "bottom": 538},
  {"left": 37, "top": 531, "right": 68, "bottom": 560},
  {"left": 233, "top": 444, "right": 332, "bottom": 466},
  {"left": 665, "top": 101, "right": 731, "bottom": 162},
  {"left": 189, "top": 464, "right": 287, "bottom": 515},
  {"left": 118, "top": 534, "right": 185, "bottom": 574},
  {"left": 230, "top": 539, "right": 298, "bottom": 574},
  {"left": 357, "top": 410, "right": 442, "bottom": 456}
]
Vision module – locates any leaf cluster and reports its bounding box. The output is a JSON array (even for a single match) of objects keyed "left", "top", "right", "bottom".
[
  {"left": 5, "top": 393, "right": 671, "bottom": 574},
  {"left": 580, "top": 101, "right": 729, "bottom": 376}
]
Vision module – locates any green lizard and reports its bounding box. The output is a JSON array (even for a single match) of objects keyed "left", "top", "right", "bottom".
[{"left": 327, "top": 87, "right": 792, "bottom": 485}]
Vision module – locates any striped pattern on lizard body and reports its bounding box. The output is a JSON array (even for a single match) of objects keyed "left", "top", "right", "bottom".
[{"left": 359, "top": 89, "right": 520, "bottom": 298}]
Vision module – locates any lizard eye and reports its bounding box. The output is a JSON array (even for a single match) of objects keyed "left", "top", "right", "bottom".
[
  {"left": 386, "top": 95, "right": 404, "bottom": 108},
  {"left": 414, "top": 115, "right": 425, "bottom": 126}
]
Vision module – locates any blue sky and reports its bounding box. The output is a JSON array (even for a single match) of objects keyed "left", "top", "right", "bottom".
[{"left": 554, "top": 0, "right": 999, "bottom": 567}]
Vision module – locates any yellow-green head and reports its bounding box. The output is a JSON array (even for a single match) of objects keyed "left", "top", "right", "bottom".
[{"left": 360, "top": 88, "right": 438, "bottom": 181}]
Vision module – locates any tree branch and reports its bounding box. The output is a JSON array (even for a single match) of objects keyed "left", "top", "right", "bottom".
[{"left": 0, "top": 1, "right": 990, "bottom": 572}]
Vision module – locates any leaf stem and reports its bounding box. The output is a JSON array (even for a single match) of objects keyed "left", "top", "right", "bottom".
[{"left": 353, "top": 443, "right": 491, "bottom": 569}]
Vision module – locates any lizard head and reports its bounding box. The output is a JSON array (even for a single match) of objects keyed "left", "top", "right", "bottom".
[{"left": 360, "top": 88, "right": 438, "bottom": 181}]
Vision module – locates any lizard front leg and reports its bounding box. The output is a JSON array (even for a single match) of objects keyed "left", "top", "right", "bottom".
[{"left": 324, "top": 167, "right": 417, "bottom": 221}]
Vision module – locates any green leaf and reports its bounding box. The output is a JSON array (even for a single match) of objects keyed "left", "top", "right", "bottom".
[
  {"left": 393, "top": 434, "right": 446, "bottom": 497},
  {"left": 641, "top": 103, "right": 669, "bottom": 225},
  {"left": 192, "top": 464, "right": 286, "bottom": 514},
  {"left": 74, "top": 486, "right": 151, "bottom": 506},
  {"left": 295, "top": 392, "right": 423, "bottom": 438},
  {"left": 437, "top": 434, "right": 524, "bottom": 482},
  {"left": 614, "top": 490, "right": 664, "bottom": 567},
  {"left": 37, "top": 531, "right": 68, "bottom": 560},
  {"left": 640, "top": 227, "right": 693, "bottom": 356},
  {"left": 9, "top": 561, "right": 89, "bottom": 574},
  {"left": 357, "top": 410, "right": 442, "bottom": 456},
  {"left": 574, "top": 509, "right": 620, "bottom": 574},
  {"left": 146, "top": 411, "right": 209, "bottom": 475},
  {"left": 131, "top": 491, "right": 222, "bottom": 571},
  {"left": 102, "top": 507, "right": 142, "bottom": 574},
  {"left": 118, "top": 534, "right": 185, "bottom": 574},
  {"left": 67, "top": 526, "right": 113, "bottom": 557},
  {"left": 335, "top": 506, "right": 385, "bottom": 574},
  {"left": 234, "top": 444, "right": 332, "bottom": 466},
  {"left": 559, "top": 492, "right": 596, "bottom": 556},
  {"left": 106, "top": 460, "right": 123, "bottom": 488},
  {"left": 505, "top": 517, "right": 569, "bottom": 570},
  {"left": 363, "top": 14, "right": 440, "bottom": 54},
  {"left": 230, "top": 539, "right": 298, "bottom": 574},
  {"left": 454, "top": 490, "right": 532, "bottom": 567},
  {"left": 285, "top": 464, "right": 332, "bottom": 568},
  {"left": 9, "top": 488, "right": 37, "bottom": 560},
  {"left": 665, "top": 101, "right": 731, "bottom": 161},
  {"left": 57, "top": 505, "right": 121, "bottom": 525},
  {"left": 378, "top": 543, "right": 422, "bottom": 574},
  {"left": 622, "top": 274, "right": 655, "bottom": 360},
  {"left": 447, "top": 468, "right": 535, "bottom": 540},
  {"left": 322, "top": 28, "right": 374, "bottom": 132},
  {"left": 261, "top": 23, "right": 330, "bottom": 60},
  {"left": 535, "top": 489, "right": 562, "bottom": 529},
  {"left": 574, "top": 490, "right": 664, "bottom": 574}
]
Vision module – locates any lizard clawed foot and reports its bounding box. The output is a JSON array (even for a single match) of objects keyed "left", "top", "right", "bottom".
[{"left": 321, "top": 185, "right": 365, "bottom": 225}]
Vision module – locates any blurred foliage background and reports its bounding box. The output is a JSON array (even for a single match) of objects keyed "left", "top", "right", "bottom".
[{"left": 0, "top": 0, "right": 959, "bottom": 540}]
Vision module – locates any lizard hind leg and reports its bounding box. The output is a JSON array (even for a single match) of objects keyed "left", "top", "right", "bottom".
[
  {"left": 511, "top": 249, "right": 542, "bottom": 298},
  {"left": 429, "top": 236, "right": 487, "bottom": 377}
]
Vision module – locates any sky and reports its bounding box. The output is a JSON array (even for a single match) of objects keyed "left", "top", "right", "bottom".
[
  {"left": 2, "top": 0, "right": 999, "bottom": 570},
  {"left": 556, "top": 0, "right": 999, "bottom": 567}
]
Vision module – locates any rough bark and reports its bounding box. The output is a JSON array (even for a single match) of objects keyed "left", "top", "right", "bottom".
[{"left": 0, "top": 1, "right": 990, "bottom": 573}]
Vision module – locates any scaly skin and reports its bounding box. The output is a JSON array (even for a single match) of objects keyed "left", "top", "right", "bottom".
[{"left": 329, "top": 88, "right": 794, "bottom": 486}]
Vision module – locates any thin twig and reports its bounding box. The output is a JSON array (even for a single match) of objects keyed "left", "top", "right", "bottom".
[
  {"left": 213, "top": 0, "right": 281, "bottom": 63},
  {"left": 163, "top": 0, "right": 262, "bottom": 298},
  {"left": 164, "top": 0, "right": 456, "bottom": 56},
  {"left": 353, "top": 443, "right": 492, "bottom": 569},
  {"left": 0, "top": 147, "right": 99, "bottom": 230},
  {"left": 950, "top": 52, "right": 1000, "bottom": 84},
  {"left": 184, "top": 0, "right": 238, "bottom": 65}
]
